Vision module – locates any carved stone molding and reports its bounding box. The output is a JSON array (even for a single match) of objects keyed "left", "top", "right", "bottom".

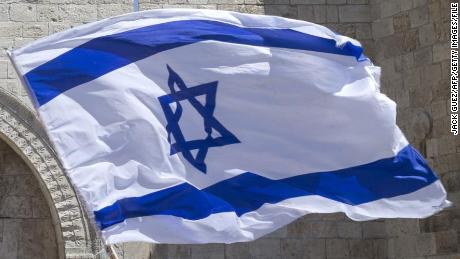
[{"left": 0, "top": 89, "right": 101, "bottom": 259}]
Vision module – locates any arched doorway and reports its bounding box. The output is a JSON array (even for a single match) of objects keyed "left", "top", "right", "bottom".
[
  {"left": 0, "top": 89, "right": 96, "bottom": 258},
  {"left": 0, "top": 139, "right": 58, "bottom": 258}
]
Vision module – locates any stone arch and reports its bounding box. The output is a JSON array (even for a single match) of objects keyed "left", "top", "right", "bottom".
[{"left": 0, "top": 89, "right": 98, "bottom": 258}]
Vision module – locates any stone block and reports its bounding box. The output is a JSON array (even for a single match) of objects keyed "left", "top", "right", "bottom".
[
  {"left": 239, "top": 5, "right": 265, "bottom": 14},
  {"left": 0, "top": 219, "right": 19, "bottom": 259},
  {"left": 420, "top": 211, "right": 453, "bottom": 233},
  {"left": 22, "top": 23, "right": 49, "bottom": 38},
  {"left": 97, "top": 4, "right": 131, "bottom": 19},
  {"left": 0, "top": 4, "right": 8, "bottom": 22},
  {"left": 427, "top": 255, "right": 460, "bottom": 259},
  {"left": 394, "top": 54, "right": 403, "bottom": 72},
  {"left": 280, "top": 239, "right": 326, "bottom": 258},
  {"left": 441, "top": 171, "right": 460, "bottom": 193},
  {"left": 363, "top": 221, "right": 387, "bottom": 238},
  {"left": 7, "top": 175, "right": 41, "bottom": 197},
  {"left": 264, "top": 0, "right": 290, "bottom": 4},
  {"left": 9, "top": 4, "right": 36, "bottom": 22},
  {"left": 280, "top": 239, "right": 325, "bottom": 259},
  {"left": 225, "top": 242, "right": 250, "bottom": 259},
  {"left": 380, "top": 0, "right": 401, "bottom": 18},
  {"left": 347, "top": 0, "right": 368, "bottom": 4},
  {"left": 150, "top": 245, "right": 168, "bottom": 258},
  {"left": 0, "top": 196, "right": 33, "bottom": 218},
  {"left": 0, "top": 147, "right": 29, "bottom": 175},
  {"left": 415, "top": 233, "right": 437, "bottom": 256},
  {"left": 393, "top": 12, "right": 410, "bottom": 32},
  {"left": 386, "top": 219, "right": 420, "bottom": 236},
  {"left": 438, "top": 136, "right": 457, "bottom": 156},
  {"left": 298, "top": 5, "right": 326, "bottom": 23},
  {"left": 264, "top": 226, "right": 287, "bottom": 238},
  {"left": 428, "top": 0, "right": 441, "bottom": 21},
  {"left": 306, "top": 239, "right": 326, "bottom": 258},
  {"left": 338, "top": 5, "right": 370, "bottom": 22},
  {"left": 249, "top": 239, "right": 280, "bottom": 259},
  {"left": 433, "top": 21, "right": 449, "bottom": 43},
  {"left": 327, "top": 24, "right": 355, "bottom": 37},
  {"left": 169, "top": 0, "right": 188, "bottom": 3},
  {"left": 394, "top": 79, "right": 410, "bottom": 108},
  {"left": 57, "top": 5, "right": 97, "bottom": 23},
  {"left": 337, "top": 222, "right": 362, "bottom": 238},
  {"left": 355, "top": 23, "right": 372, "bottom": 39},
  {"left": 217, "top": 4, "right": 262, "bottom": 13},
  {"left": 413, "top": 0, "right": 427, "bottom": 8},
  {"left": 326, "top": 5, "right": 338, "bottom": 23},
  {"left": 190, "top": 0, "right": 210, "bottom": 4},
  {"left": 372, "top": 18, "right": 394, "bottom": 39},
  {"left": 379, "top": 57, "right": 402, "bottom": 81},
  {"left": 401, "top": 0, "right": 413, "bottom": 11},
  {"left": 13, "top": 37, "right": 35, "bottom": 48},
  {"left": 402, "top": 52, "right": 414, "bottom": 70},
  {"left": 291, "top": 0, "right": 326, "bottom": 4},
  {"left": 419, "top": 23, "right": 436, "bottom": 46},
  {"left": 196, "top": 4, "right": 218, "bottom": 10},
  {"left": 287, "top": 217, "right": 312, "bottom": 238},
  {"left": 0, "top": 22, "right": 22, "bottom": 37},
  {"left": 446, "top": 153, "right": 460, "bottom": 172},
  {"left": 311, "top": 221, "right": 337, "bottom": 238},
  {"left": 441, "top": 59, "right": 450, "bottom": 80},
  {"left": 7, "top": 61, "right": 17, "bottom": 79},
  {"left": 435, "top": 231, "right": 459, "bottom": 254},
  {"left": 426, "top": 138, "right": 438, "bottom": 159},
  {"left": 430, "top": 114, "right": 450, "bottom": 138},
  {"left": 431, "top": 100, "right": 448, "bottom": 121},
  {"left": 49, "top": 22, "right": 78, "bottom": 34},
  {"left": 209, "top": 0, "right": 244, "bottom": 4},
  {"left": 48, "top": 0, "right": 92, "bottom": 3},
  {"left": 433, "top": 42, "right": 450, "bottom": 63},
  {"left": 409, "top": 5, "right": 429, "bottom": 28},
  {"left": 414, "top": 46, "right": 432, "bottom": 65},
  {"left": 393, "top": 235, "right": 418, "bottom": 258},
  {"left": 18, "top": 220, "right": 47, "bottom": 259},
  {"left": 0, "top": 60, "right": 6, "bottom": 79},
  {"left": 373, "top": 239, "right": 388, "bottom": 259},
  {"left": 166, "top": 244, "right": 191, "bottom": 259},
  {"left": 120, "top": 243, "right": 151, "bottom": 259},
  {"left": 403, "top": 30, "right": 418, "bottom": 52},
  {"left": 280, "top": 239, "right": 307, "bottom": 259},
  {"left": 37, "top": 5, "right": 59, "bottom": 22},
  {"left": 349, "top": 239, "right": 373, "bottom": 258},
  {"left": 138, "top": 3, "right": 162, "bottom": 11},
  {"left": 327, "top": 0, "right": 346, "bottom": 4},
  {"left": 421, "top": 63, "right": 442, "bottom": 88},
  {"left": 410, "top": 86, "right": 433, "bottom": 108},
  {"left": 264, "top": 5, "right": 297, "bottom": 19},
  {"left": 326, "top": 239, "right": 349, "bottom": 258}
]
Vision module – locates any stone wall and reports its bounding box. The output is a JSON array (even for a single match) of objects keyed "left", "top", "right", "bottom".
[
  {"left": 0, "top": 140, "right": 58, "bottom": 258},
  {"left": 370, "top": 0, "right": 460, "bottom": 258},
  {"left": 0, "top": 0, "right": 458, "bottom": 258}
]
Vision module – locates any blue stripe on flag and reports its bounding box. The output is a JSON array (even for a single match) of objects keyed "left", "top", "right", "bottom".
[
  {"left": 24, "top": 19, "right": 364, "bottom": 106},
  {"left": 94, "top": 145, "right": 438, "bottom": 230}
]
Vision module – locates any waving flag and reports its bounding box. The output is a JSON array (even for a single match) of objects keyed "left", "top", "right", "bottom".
[{"left": 9, "top": 9, "right": 450, "bottom": 244}]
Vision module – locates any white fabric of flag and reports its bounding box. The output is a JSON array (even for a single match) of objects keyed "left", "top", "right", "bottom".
[{"left": 8, "top": 9, "right": 450, "bottom": 244}]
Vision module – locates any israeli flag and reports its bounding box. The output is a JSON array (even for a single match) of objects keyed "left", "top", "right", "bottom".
[{"left": 9, "top": 9, "right": 450, "bottom": 244}]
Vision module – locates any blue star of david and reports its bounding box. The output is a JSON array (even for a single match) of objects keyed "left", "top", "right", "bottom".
[{"left": 158, "top": 65, "right": 240, "bottom": 173}]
